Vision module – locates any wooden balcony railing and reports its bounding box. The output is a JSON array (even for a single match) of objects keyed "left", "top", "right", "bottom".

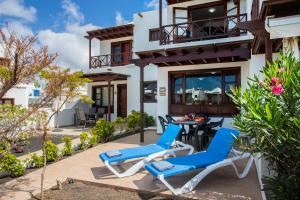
[
  {"left": 90, "top": 52, "right": 132, "bottom": 68},
  {"left": 160, "top": 14, "right": 248, "bottom": 45}
]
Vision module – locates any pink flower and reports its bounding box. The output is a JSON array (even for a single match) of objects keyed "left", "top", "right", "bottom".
[
  {"left": 271, "top": 77, "right": 278, "bottom": 85},
  {"left": 272, "top": 84, "right": 284, "bottom": 95}
]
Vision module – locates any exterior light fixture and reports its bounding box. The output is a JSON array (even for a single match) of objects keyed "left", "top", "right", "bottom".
[{"left": 208, "top": 8, "right": 216, "bottom": 13}]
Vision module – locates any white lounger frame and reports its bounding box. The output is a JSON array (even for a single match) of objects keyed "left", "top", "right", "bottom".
[
  {"left": 156, "top": 149, "right": 254, "bottom": 195},
  {"left": 104, "top": 141, "right": 194, "bottom": 178}
]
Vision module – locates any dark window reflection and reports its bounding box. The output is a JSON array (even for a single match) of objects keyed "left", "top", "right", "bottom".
[
  {"left": 173, "top": 77, "right": 183, "bottom": 104},
  {"left": 144, "top": 82, "right": 157, "bottom": 102},
  {"left": 186, "top": 75, "right": 222, "bottom": 105}
]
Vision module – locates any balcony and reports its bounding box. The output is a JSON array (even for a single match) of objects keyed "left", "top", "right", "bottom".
[
  {"left": 160, "top": 14, "right": 247, "bottom": 45},
  {"left": 89, "top": 52, "right": 132, "bottom": 69}
]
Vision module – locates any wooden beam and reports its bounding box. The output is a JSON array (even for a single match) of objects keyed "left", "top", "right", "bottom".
[
  {"left": 217, "top": 57, "right": 220, "bottom": 63},
  {"left": 134, "top": 48, "right": 250, "bottom": 65},
  {"left": 159, "top": 0, "right": 163, "bottom": 45},
  {"left": 265, "top": 33, "right": 273, "bottom": 63},
  {"left": 238, "top": 20, "right": 267, "bottom": 36},
  {"left": 139, "top": 64, "right": 145, "bottom": 143},
  {"left": 89, "top": 38, "right": 92, "bottom": 68},
  {"left": 108, "top": 80, "right": 111, "bottom": 122},
  {"left": 274, "top": 39, "right": 282, "bottom": 52}
]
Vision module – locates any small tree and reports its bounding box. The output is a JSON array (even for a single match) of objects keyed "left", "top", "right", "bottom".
[
  {"left": 0, "top": 29, "right": 57, "bottom": 150},
  {"left": 230, "top": 52, "right": 300, "bottom": 199},
  {"left": 37, "top": 67, "right": 91, "bottom": 200}
]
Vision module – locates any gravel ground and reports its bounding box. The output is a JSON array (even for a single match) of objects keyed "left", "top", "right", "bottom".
[{"left": 29, "top": 180, "right": 192, "bottom": 200}]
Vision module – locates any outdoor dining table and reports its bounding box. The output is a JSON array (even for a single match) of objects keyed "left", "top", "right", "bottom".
[{"left": 172, "top": 118, "right": 210, "bottom": 151}]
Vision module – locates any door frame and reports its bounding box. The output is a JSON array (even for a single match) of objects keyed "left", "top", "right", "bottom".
[{"left": 117, "top": 84, "right": 127, "bottom": 117}]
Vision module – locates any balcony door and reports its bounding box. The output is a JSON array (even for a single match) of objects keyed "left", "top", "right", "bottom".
[
  {"left": 173, "top": 7, "right": 189, "bottom": 39},
  {"left": 111, "top": 41, "right": 132, "bottom": 66},
  {"left": 188, "top": 1, "right": 226, "bottom": 39}
]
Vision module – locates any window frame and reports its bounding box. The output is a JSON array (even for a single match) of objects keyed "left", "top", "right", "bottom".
[
  {"left": 92, "top": 85, "right": 114, "bottom": 113},
  {"left": 0, "top": 98, "right": 15, "bottom": 105},
  {"left": 143, "top": 81, "right": 157, "bottom": 103},
  {"left": 168, "top": 67, "right": 240, "bottom": 116},
  {"left": 149, "top": 28, "right": 160, "bottom": 42}
]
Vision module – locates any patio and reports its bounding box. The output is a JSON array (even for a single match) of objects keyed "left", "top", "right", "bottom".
[{"left": 0, "top": 131, "right": 262, "bottom": 200}]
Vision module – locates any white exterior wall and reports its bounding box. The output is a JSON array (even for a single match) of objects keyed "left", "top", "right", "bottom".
[
  {"left": 99, "top": 36, "right": 133, "bottom": 55},
  {"left": 3, "top": 85, "right": 29, "bottom": 107},
  {"left": 133, "top": 10, "right": 167, "bottom": 54},
  {"left": 86, "top": 64, "right": 141, "bottom": 121}
]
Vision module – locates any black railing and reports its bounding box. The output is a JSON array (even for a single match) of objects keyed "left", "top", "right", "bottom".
[
  {"left": 160, "top": 14, "right": 248, "bottom": 45},
  {"left": 90, "top": 52, "right": 132, "bottom": 68}
]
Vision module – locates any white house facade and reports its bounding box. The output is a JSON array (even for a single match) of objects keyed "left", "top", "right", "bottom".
[
  {"left": 83, "top": 1, "right": 299, "bottom": 197},
  {"left": 84, "top": 0, "right": 299, "bottom": 129}
]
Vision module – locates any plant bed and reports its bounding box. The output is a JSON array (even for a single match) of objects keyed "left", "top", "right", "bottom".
[
  {"left": 29, "top": 179, "right": 192, "bottom": 200},
  {"left": 0, "top": 129, "right": 144, "bottom": 185}
]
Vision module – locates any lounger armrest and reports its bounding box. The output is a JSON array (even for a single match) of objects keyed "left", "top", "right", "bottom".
[
  {"left": 173, "top": 141, "right": 194, "bottom": 155},
  {"left": 144, "top": 143, "right": 194, "bottom": 163}
]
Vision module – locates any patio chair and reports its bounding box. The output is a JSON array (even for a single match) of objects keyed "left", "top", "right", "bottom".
[
  {"left": 99, "top": 124, "right": 194, "bottom": 178},
  {"left": 145, "top": 128, "right": 254, "bottom": 195},
  {"left": 75, "top": 108, "right": 94, "bottom": 128},
  {"left": 202, "top": 117, "right": 224, "bottom": 147},
  {"left": 158, "top": 116, "right": 168, "bottom": 132},
  {"left": 166, "top": 115, "right": 188, "bottom": 142}
]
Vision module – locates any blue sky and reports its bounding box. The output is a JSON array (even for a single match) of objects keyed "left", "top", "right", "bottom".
[
  {"left": 17, "top": 0, "right": 155, "bottom": 32},
  {"left": 0, "top": 0, "right": 160, "bottom": 70}
]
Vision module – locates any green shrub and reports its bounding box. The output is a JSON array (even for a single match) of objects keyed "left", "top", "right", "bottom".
[
  {"left": 88, "top": 134, "right": 97, "bottom": 147},
  {"left": 114, "top": 117, "right": 127, "bottom": 133},
  {"left": 44, "top": 140, "right": 59, "bottom": 162},
  {"left": 0, "top": 141, "right": 10, "bottom": 151},
  {"left": 90, "top": 119, "right": 114, "bottom": 143},
  {"left": 127, "top": 110, "right": 140, "bottom": 129},
  {"left": 230, "top": 52, "right": 300, "bottom": 199},
  {"left": 79, "top": 132, "right": 89, "bottom": 150},
  {"left": 127, "top": 110, "right": 155, "bottom": 129},
  {"left": 144, "top": 114, "right": 155, "bottom": 127},
  {"left": 26, "top": 153, "right": 44, "bottom": 168},
  {"left": 61, "top": 136, "right": 73, "bottom": 156},
  {"left": 0, "top": 152, "right": 25, "bottom": 177}
]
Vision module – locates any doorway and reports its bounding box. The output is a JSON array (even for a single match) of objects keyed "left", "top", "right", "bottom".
[{"left": 117, "top": 84, "right": 127, "bottom": 117}]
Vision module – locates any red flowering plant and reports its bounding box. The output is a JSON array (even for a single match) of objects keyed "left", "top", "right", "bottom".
[{"left": 230, "top": 52, "right": 300, "bottom": 200}]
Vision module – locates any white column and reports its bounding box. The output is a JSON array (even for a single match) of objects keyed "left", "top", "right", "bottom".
[{"left": 283, "top": 37, "right": 299, "bottom": 59}]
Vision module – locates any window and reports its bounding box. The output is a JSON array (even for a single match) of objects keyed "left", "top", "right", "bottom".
[
  {"left": 0, "top": 98, "right": 14, "bottom": 105},
  {"left": 144, "top": 81, "right": 157, "bottom": 102},
  {"left": 111, "top": 41, "right": 132, "bottom": 66},
  {"left": 185, "top": 75, "right": 222, "bottom": 105},
  {"left": 92, "top": 86, "right": 114, "bottom": 112},
  {"left": 149, "top": 29, "right": 160, "bottom": 41},
  {"left": 170, "top": 68, "right": 240, "bottom": 115}
]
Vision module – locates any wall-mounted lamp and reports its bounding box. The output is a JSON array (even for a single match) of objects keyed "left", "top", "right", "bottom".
[{"left": 208, "top": 8, "right": 216, "bottom": 13}]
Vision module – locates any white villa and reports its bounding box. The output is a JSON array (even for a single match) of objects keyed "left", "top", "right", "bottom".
[
  {"left": 83, "top": 1, "right": 300, "bottom": 197},
  {"left": 84, "top": 0, "right": 300, "bottom": 130}
]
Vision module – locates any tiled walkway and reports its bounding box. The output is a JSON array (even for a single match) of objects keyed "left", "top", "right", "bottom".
[{"left": 0, "top": 131, "right": 262, "bottom": 200}]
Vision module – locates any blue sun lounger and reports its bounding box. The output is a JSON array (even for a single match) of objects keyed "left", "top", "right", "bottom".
[
  {"left": 145, "top": 128, "right": 254, "bottom": 195},
  {"left": 99, "top": 124, "right": 194, "bottom": 177}
]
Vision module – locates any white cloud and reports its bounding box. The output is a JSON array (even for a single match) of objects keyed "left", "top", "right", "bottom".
[
  {"left": 65, "top": 23, "right": 100, "bottom": 35},
  {"left": 115, "top": 11, "right": 129, "bottom": 26},
  {"left": 0, "top": 0, "right": 36, "bottom": 22},
  {"left": 62, "top": 0, "right": 84, "bottom": 23},
  {"left": 145, "top": 0, "right": 166, "bottom": 10},
  {"left": 0, "top": 0, "right": 99, "bottom": 71},
  {"left": 38, "top": 22, "right": 101, "bottom": 71},
  {"left": 2, "top": 21, "right": 33, "bottom": 37}
]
